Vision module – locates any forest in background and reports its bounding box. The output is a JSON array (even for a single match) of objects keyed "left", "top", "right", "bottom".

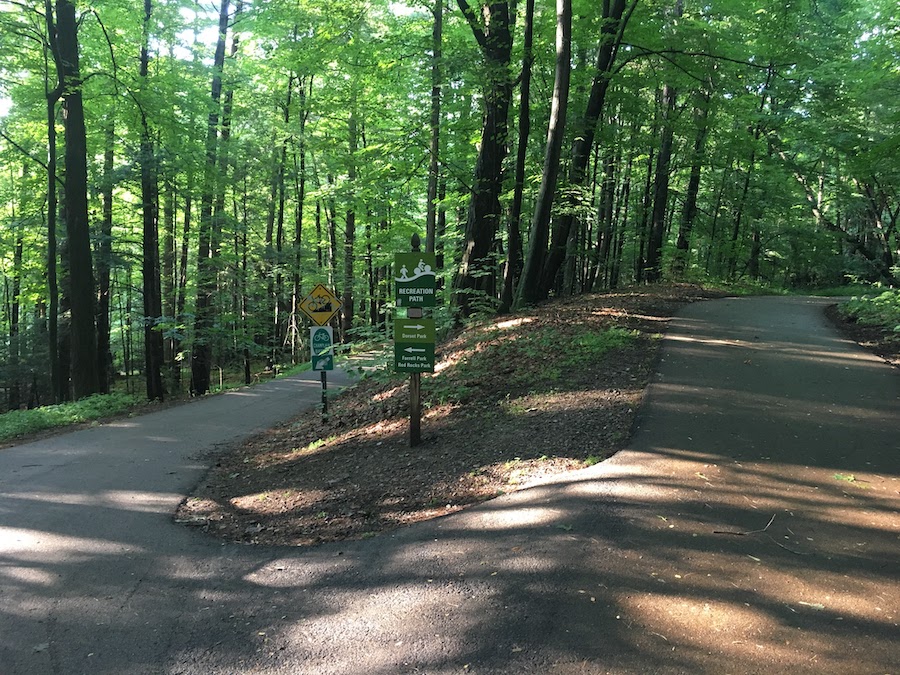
[{"left": 0, "top": 0, "right": 897, "bottom": 409}]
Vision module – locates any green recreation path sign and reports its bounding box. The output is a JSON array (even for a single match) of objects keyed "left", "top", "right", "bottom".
[
  {"left": 394, "top": 318, "right": 435, "bottom": 372},
  {"left": 394, "top": 253, "right": 437, "bottom": 308}
]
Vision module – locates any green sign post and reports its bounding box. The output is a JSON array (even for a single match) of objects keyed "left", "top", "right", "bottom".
[
  {"left": 394, "top": 252, "right": 437, "bottom": 307},
  {"left": 310, "top": 326, "right": 334, "bottom": 371},
  {"left": 394, "top": 318, "right": 435, "bottom": 372}
]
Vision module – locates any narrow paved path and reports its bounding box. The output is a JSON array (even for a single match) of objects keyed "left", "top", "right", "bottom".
[{"left": 2, "top": 297, "right": 898, "bottom": 674}]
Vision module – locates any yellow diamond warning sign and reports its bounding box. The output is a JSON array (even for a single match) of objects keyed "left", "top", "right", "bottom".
[{"left": 299, "top": 284, "right": 341, "bottom": 326}]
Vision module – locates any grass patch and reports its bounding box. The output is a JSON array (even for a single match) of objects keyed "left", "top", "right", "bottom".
[
  {"left": 294, "top": 436, "right": 337, "bottom": 455},
  {"left": 0, "top": 392, "right": 142, "bottom": 443}
]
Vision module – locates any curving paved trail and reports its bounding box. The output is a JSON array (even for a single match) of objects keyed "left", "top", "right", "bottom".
[{"left": 1, "top": 297, "right": 898, "bottom": 674}]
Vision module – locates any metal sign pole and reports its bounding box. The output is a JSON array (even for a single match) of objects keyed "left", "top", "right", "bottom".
[
  {"left": 321, "top": 370, "right": 328, "bottom": 420},
  {"left": 300, "top": 292, "right": 340, "bottom": 425}
]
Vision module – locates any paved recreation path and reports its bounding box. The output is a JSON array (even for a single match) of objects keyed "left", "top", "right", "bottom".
[{"left": 1, "top": 296, "right": 898, "bottom": 674}]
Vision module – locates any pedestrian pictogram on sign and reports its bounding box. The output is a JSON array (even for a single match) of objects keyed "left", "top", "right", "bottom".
[
  {"left": 300, "top": 284, "right": 342, "bottom": 326},
  {"left": 395, "top": 253, "right": 437, "bottom": 308}
]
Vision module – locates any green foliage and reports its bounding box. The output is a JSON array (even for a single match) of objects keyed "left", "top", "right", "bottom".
[
  {"left": 0, "top": 393, "right": 142, "bottom": 442},
  {"left": 0, "top": 0, "right": 897, "bottom": 403},
  {"left": 839, "top": 291, "right": 900, "bottom": 333},
  {"left": 805, "top": 284, "right": 878, "bottom": 298}
]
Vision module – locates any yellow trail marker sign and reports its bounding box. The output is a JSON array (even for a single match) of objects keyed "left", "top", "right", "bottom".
[{"left": 299, "top": 284, "right": 341, "bottom": 326}]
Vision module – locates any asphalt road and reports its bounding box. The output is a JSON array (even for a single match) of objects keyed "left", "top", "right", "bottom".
[{"left": 1, "top": 296, "right": 898, "bottom": 674}]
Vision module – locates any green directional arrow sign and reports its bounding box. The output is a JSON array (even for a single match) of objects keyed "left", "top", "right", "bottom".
[
  {"left": 395, "top": 318, "right": 435, "bottom": 343},
  {"left": 394, "top": 318, "right": 435, "bottom": 372}
]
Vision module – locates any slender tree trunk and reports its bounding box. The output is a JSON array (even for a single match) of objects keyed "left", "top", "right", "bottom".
[
  {"left": 326, "top": 175, "right": 339, "bottom": 290},
  {"left": 706, "top": 153, "right": 732, "bottom": 276},
  {"left": 162, "top": 165, "right": 176, "bottom": 388},
  {"left": 45, "top": 65, "right": 61, "bottom": 404},
  {"left": 213, "top": 4, "right": 240, "bottom": 368},
  {"left": 8, "top": 213, "right": 23, "bottom": 411},
  {"left": 190, "top": 0, "right": 230, "bottom": 395},
  {"left": 635, "top": 147, "right": 655, "bottom": 283},
  {"left": 366, "top": 217, "right": 377, "bottom": 326},
  {"left": 517, "top": 0, "right": 572, "bottom": 307},
  {"left": 593, "top": 142, "right": 617, "bottom": 290},
  {"left": 498, "top": 0, "right": 534, "bottom": 313},
  {"left": 535, "top": 0, "right": 634, "bottom": 300},
  {"left": 673, "top": 89, "right": 711, "bottom": 278},
  {"left": 644, "top": 80, "right": 678, "bottom": 283},
  {"left": 729, "top": 151, "right": 755, "bottom": 279},
  {"left": 55, "top": 0, "right": 99, "bottom": 399},
  {"left": 140, "top": 0, "right": 165, "bottom": 401},
  {"left": 40, "top": 14, "right": 63, "bottom": 401},
  {"left": 451, "top": 0, "right": 514, "bottom": 317},
  {"left": 290, "top": 77, "right": 310, "bottom": 363},
  {"left": 174, "top": 173, "right": 192, "bottom": 392},
  {"left": 341, "top": 104, "right": 358, "bottom": 340},
  {"left": 521, "top": 0, "right": 572, "bottom": 302},
  {"left": 426, "top": 0, "right": 442, "bottom": 255},
  {"left": 97, "top": 124, "right": 114, "bottom": 394}
]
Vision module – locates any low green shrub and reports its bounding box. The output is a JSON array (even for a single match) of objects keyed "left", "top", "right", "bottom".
[
  {"left": 839, "top": 290, "right": 900, "bottom": 333},
  {"left": 0, "top": 392, "right": 141, "bottom": 442}
]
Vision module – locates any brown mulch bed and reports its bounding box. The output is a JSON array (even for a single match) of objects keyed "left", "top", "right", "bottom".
[
  {"left": 175, "top": 287, "right": 897, "bottom": 547},
  {"left": 175, "top": 284, "right": 728, "bottom": 546}
]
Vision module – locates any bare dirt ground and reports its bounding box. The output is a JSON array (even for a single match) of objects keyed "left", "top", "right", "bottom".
[{"left": 175, "top": 288, "right": 898, "bottom": 547}]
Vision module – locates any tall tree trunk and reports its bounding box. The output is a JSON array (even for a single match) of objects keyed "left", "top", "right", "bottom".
[
  {"left": 264, "top": 75, "right": 291, "bottom": 359},
  {"left": 498, "top": 0, "right": 534, "bottom": 314},
  {"left": 290, "top": 76, "right": 310, "bottom": 363},
  {"left": 426, "top": 0, "right": 442, "bottom": 255},
  {"left": 190, "top": 0, "right": 230, "bottom": 396},
  {"left": 8, "top": 206, "right": 23, "bottom": 411},
  {"left": 341, "top": 104, "right": 358, "bottom": 340},
  {"left": 535, "top": 0, "right": 635, "bottom": 300},
  {"left": 451, "top": 0, "right": 514, "bottom": 317},
  {"left": 729, "top": 67, "right": 772, "bottom": 279},
  {"left": 162, "top": 163, "right": 176, "bottom": 389},
  {"left": 44, "top": 44, "right": 61, "bottom": 404},
  {"left": 54, "top": 0, "right": 99, "bottom": 399},
  {"left": 706, "top": 152, "right": 733, "bottom": 276},
  {"left": 610, "top": 150, "right": 632, "bottom": 288},
  {"left": 518, "top": 0, "right": 572, "bottom": 305},
  {"left": 174, "top": 173, "right": 192, "bottom": 393},
  {"left": 635, "top": 147, "right": 655, "bottom": 283},
  {"left": 593, "top": 142, "right": 617, "bottom": 290},
  {"left": 38, "top": 18, "right": 63, "bottom": 401},
  {"left": 212, "top": 3, "right": 241, "bottom": 363},
  {"left": 673, "top": 88, "right": 711, "bottom": 278},
  {"left": 729, "top": 151, "right": 756, "bottom": 279},
  {"left": 325, "top": 175, "right": 339, "bottom": 290},
  {"left": 140, "top": 0, "right": 165, "bottom": 401},
  {"left": 644, "top": 81, "right": 678, "bottom": 283},
  {"left": 97, "top": 124, "right": 114, "bottom": 394}
]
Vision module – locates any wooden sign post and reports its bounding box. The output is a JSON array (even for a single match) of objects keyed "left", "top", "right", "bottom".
[{"left": 393, "top": 234, "right": 436, "bottom": 447}]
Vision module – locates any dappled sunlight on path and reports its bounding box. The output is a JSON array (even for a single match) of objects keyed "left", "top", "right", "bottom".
[{"left": 0, "top": 299, "right": 896, "bottom": 674}]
